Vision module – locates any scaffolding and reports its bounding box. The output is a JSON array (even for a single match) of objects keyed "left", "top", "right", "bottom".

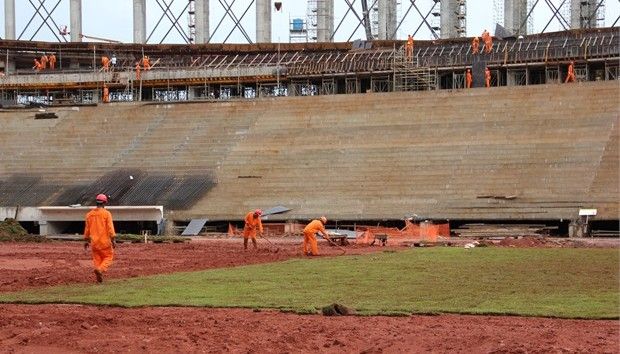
[
  {"left": 392, "top": 45, "right": 437, "bottom": 91},
  {"left": 289, "top": 18, "right": 309, "bottom": 43}
]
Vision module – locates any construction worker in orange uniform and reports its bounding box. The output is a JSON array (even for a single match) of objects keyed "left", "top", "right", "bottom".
[
  {"left": 484, "top": 33, "right": 493, "bottom": 53},
  {"left": 472, "top": 36, "right": 480, "bottom": 54},
  {"left": 485, "top": 67, "right": 491, "bottom": 87},
  {"left": 102, "top": 84, "right": 110, "bottom": 103},
  {"left": 243, "top": 209, "right": 263, "bottom": 250},
  {"left": 565, "top": 61, "right": 576, "bottom": 83},
  {"left": 406, "top": 34, "right": 414, "bottom": 60},
  {"left": 466, "top": 68, "right": 472, "bottom": 88},
  {"left": 135, "top": 62, "right": 141, "bottom": 80},
  {"left": 84, "top": 194, "right": 116, "bottom": 283},
  {"left": 48, "top": 53, "right": 57, "bottom": 69},
  {"left": 101, "top": 56, "right": 110, "bottom": 72},
  {"left": 142, "top": 55, "right": 151, "bottom": 70},
  {"left": 40, "top": 54, "right": 48, "bottom": 70},
  {"left": 33, "top": 58, "right": 42, "bottom": 71},
  {"left": 303, "top": 216, "right": 330, "bottom": 256}
]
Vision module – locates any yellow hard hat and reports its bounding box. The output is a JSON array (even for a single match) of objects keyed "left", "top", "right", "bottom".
[{"left": 320, "top": 216, "right": 327, "bottom": 224}]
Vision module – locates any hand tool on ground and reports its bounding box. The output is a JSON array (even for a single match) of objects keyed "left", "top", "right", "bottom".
[
  {"left": 324, "top": 236, "right": 347, "bottom": 255},
  {"left": 259, "top": 234, "right": 280, "bottom": 253}
]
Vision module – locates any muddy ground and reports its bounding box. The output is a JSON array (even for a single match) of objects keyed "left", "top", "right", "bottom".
[{"left": 1, "top": 238, "right": 618, "bottom": 353}]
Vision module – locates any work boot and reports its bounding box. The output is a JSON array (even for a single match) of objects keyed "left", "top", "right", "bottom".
[{"left": 94, "top": 269, "right": 103, "bottom": 283}]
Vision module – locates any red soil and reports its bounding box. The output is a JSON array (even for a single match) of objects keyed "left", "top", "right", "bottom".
[
  {"left": 1, "top": 239, "right": 618, "bottom": 353},
  {"left": 1, "top": 305, "right": 617, "bottom": 353},
  {"left": 0, "top": 238, "right": 397, "bottom": 291}
]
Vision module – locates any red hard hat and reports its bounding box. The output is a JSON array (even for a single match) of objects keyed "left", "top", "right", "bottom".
[
  {"left": 255, "top": 209, "right": 263, "bottom": 216},
  {"left": 96, "top": 194, "right": 108, "bottom": 203}
]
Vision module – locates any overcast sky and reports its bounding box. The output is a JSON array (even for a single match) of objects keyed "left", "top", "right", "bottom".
[{"left": 1, "top": 0, "right": 618, "bottom": 43}]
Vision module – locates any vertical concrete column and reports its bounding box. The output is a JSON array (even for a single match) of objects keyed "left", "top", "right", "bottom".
[
  {"left": 378, "top": 0, "right": 397, "bottom": 40},
  {"left": 571, "top": 0, "right": 598, "bottom": 29},
  {"left": 69, "top": 0, "right": 82, "bottom": 42},
  {"left": 195, "top": 0, "right": 210, "bottom": 43},
  {"left": 4, "top": 0, "right": 15, "bottom": 40},
  {"left": 133, "top": 0, "right": 147, "bottom": 44},
  {"left": 504, "top": 0, "right": 527, "bottom": 35},
  {"left": 317, "top": 0, "right": 334, "bottom": 42},
  {"left": 256, "top": 0, "right": 271, "bottom": 43},
  {"left": 440, "top": 0, "right": 457, "bottom": 39}
]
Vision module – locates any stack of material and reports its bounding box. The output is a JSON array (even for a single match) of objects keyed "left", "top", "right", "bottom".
[{"left": 453, "top": 223, "right": 556, "bottom": 238}]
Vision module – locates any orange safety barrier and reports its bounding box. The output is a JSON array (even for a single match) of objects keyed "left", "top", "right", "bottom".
[
  {"left": 355, "top": 221, "right": 450, "bottom": 244},
  {"left": 228, "top": 223, "right": 240, "bottom": 237}
]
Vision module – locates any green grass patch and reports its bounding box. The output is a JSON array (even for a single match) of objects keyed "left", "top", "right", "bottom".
[{"left": 1, "top": 248, "right": 618, "bottom": 318}]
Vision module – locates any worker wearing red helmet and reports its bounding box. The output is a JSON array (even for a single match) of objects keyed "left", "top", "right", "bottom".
[
  {"left": 243, "top": 209, "right": 263, "bottom": 250},
  {"left": 84, "top": 194, "right": 116, "bottom": 283},
  {"left": 303, "top": 216, "right": 330, "bottom": 256}
]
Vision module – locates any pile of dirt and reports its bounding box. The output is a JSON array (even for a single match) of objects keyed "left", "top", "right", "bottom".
[
  {"left": 0, "top": 218, "right": 27, "bottom": 237},
  {"left": 0, "top": 218, "right": 41, "bottom": 242},
  {"left": 498, "top": 236, "right": 550, "bottom": 247}
]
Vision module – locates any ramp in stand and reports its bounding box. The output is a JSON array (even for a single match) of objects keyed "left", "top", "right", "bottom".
[
  {"left": 181, "top": 218, "right": 209, "bottom": 236},
  {"left": 262, "top": 205, "right": 291, "bottom": 216}
]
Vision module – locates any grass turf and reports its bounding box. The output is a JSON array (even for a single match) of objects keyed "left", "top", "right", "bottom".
[{"left": 1, "top": 247, "right": 618, "bottom": 318}]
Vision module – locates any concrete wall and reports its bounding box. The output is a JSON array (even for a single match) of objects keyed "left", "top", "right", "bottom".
[{"left": 0, "top": 82, "right": 617, "bottom": 222}]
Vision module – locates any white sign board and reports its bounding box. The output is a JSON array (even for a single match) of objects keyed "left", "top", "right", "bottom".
[{"left": 579, "top": 209, "right": 597, "bottom": 216}]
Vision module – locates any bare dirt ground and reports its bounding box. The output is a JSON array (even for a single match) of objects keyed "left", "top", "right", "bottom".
[
  {"left": 1, "top": 305, "right": 617, "bottom": 353},
  {"left": 1, "top": 238, "right": 618, "bottom": 353},
  {"left": 0, "top": 238, "right": 400, "bottom": 291}
]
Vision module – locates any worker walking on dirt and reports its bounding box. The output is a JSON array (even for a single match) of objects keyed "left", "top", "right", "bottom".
[
  {"left": 303, "top": 216, "right": 330, "bottom": 256},
  {"left": 466, "top": 68, "right": 472, "bottom": 88},
  {"left": 565, "top": 61, "right": 576, "bottom": 83},
  {"left": 84, "top": 194, "right": 116, "bottom": 283},
  {"left": 243, "top": 209, "right": 263, "bottom": 250}
]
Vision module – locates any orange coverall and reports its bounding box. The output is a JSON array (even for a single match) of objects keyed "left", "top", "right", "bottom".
[
  {"left": 84, "top": 207, "right": 116, "bottom": 273},
  {"left": 406, "top": 35, "right": 414, "bottom": 60},
  {"left": 40, "top": 55, "right": 48, "bottom": 69},
  {"left": 243, "top": 211, "right": 263, "bottom": 239},
  {"left": 101, "top": 56, "right": 110, "bottom": 71},
  {"left": 33, "top": 59, "right": 42, "bottom": 71},
  {"left": 565, "top": 63, "right": 575, "bottom": 83},
  {"left": 303, "top": 219, "right": 328, "bottom": 256},
  {"left": 484, "top": 35, "right": 493, "bottom": 53},
  {"left": 48, "top": 54, "right": 56, "bottom": 69},
  {"left": 485, "top": 68, "right": 491, "bottom": 87},
  {"left": 142, "top": 56, "right": 151, "bottom": 70},
  {"left": 102, "top": 85, "right": 110, "bottom": 103},
  {"left": 472, "top": 36, "right": 480, "bottom": 54},
  {"left": 135, "top": 63, "right": 141, "bottom": 80},
  {"left": 466, "top": 69, "right": 472, "bottom": 88}
]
